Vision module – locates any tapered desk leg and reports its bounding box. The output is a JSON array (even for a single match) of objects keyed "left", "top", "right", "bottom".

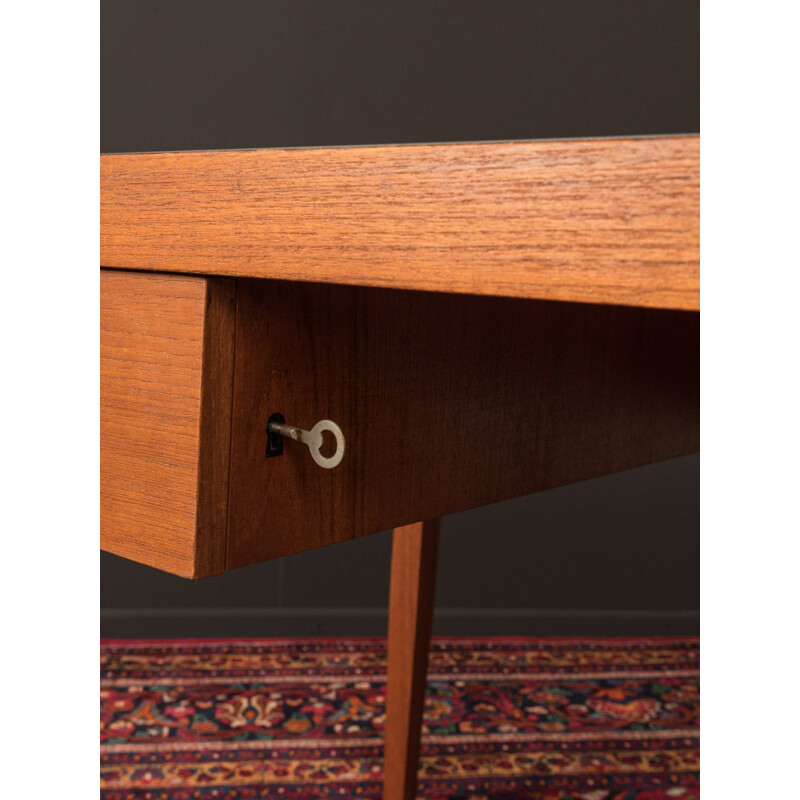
[{"left": 383, "top": 519, "right": 440, "bottom": 800}]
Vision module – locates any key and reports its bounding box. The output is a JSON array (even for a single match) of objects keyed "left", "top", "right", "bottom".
[{"left": 267, "top": 416, "right": 346, "bottom": 469}]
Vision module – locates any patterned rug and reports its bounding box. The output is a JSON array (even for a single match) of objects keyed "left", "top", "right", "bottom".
[{"left": 100, "top": 637, "right": 699, "bottom": 799}]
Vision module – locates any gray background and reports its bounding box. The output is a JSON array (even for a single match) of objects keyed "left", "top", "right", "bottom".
[{"left": 101, "top": 0, "right": 699, "bottom": 638}]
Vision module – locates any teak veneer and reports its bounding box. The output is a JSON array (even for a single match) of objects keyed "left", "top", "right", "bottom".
[
  {"left": 101, "top": 136, "right": 699, "bottom": 311},
  {"left": 100, "top": 271, "right": 235, "bottom": 578},
  {"left": 226, "top": 279, "right": 699, "bottom": 571}
]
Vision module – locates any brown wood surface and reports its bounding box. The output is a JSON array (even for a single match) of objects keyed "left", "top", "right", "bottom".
[
  {"left": 383, "top": 521, "right": 440, "bottom": 800},
  {"left": 226, "top": 279, "right": 699, "bottom": 571},
  {"left": 100, "top": 270, "right": 235, "bottom": 578},
  {"left": 101, "top": 137, "right": 699, "bottom": 311}
]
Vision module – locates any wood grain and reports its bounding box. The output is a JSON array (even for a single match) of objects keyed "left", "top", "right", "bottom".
[
  {"left": 100, "top": 270, "right": 235, "bottom": 578},
  {"left": 101, "top": 137, "right": 699, "bottom": 311},
  {"left": 195, "top": 276, "right": 237, "bottom": 577},
  {"left": 226, "top": 279, "right": 699, "bottom": 570},
  {"left": 383, "top": 521, "right": 440, "bottom": 800}
]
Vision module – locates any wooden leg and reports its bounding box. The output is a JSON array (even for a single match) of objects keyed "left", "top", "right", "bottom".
[{"left": 383, "top": 520, "right": 440, "bottom": 800}]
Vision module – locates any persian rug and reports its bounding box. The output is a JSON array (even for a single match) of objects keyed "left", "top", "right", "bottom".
[{"left": 101, "top": 637, "right": 699, "bottom": 799}]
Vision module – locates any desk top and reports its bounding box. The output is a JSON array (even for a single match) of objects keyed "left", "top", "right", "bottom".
[{"left": 101, "top": 136, "right": 699, "bottom": 311}]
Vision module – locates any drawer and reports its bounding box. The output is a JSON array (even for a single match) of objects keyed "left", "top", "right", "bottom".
[{"left": 101, "top": 270, "right": 699, "bottom": 578}]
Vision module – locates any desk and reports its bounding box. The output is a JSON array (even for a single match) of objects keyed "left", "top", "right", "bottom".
[{"left": 100, "top": 136, "right": 699, "bottom": 800}]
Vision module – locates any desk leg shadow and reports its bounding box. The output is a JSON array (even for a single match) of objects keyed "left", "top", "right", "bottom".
[{"left": 383, "top": 520, "right": 440, "bottom": 800}]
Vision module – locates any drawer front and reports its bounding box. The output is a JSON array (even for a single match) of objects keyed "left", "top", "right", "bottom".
[
  {"left": 225, "top": 280, "right": 699, "bottom": 571},
  {"left": 100, "top": 270, "right": 235, "bottom": 578}
]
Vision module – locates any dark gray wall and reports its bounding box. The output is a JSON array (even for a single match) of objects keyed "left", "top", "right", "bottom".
[
  {"left": 102, "top": 456, "right": 699, "bottom": 637},
  {"left": 102, "top": 0, "right": 699, "bottom": 153},
  {"left": 100, "top": 0, "right": 699, "bottom": 638}
]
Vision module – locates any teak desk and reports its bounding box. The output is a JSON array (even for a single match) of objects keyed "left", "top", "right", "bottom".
[{"left": 100, "top": 136, "right": 700, "bottom": 800}]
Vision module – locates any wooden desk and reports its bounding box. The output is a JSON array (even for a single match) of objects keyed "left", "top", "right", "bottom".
[{"left": 100, "top": 136, "right": 699, "bottom": 800}]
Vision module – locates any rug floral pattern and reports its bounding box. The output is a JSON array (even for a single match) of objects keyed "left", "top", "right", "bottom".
[{"left": 101, "top": 637, "right": 699, "bottom": 799}]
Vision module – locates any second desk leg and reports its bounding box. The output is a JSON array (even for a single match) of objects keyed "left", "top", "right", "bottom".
[{"left": 383, "top": 519, "right": 440, "bottom": 800}]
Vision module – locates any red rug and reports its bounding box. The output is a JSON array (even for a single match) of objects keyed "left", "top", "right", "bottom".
[{"left": 100, "top": 637, "right": 699, "bottom": 799}]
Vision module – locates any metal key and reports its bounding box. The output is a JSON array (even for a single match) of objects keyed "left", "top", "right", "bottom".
[{"left": 267, "top": 417, "right": 346, "bottom": 469}]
